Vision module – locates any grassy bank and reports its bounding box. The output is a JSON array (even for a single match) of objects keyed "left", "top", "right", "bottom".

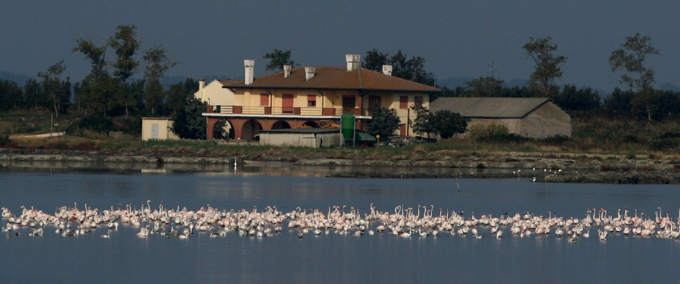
[{"left": 2, "top": 111, "right": 680, "bottom": 160}]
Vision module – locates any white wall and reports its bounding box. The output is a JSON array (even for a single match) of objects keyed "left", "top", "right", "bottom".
[{"left": 194, "top": 79, "right": 236, "bottom": 106}]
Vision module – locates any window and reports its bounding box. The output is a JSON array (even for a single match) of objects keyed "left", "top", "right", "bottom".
[
  {"left": 400, "top": 96, "right": 408, "bottom": 109},
  {"left": 307, "top": 95, "right": 316, "bottom": 107},
  {"left": 414, "top": 96, "right": 423, "bottom": 108},
  {"left": 260, "top": 93, "right": 269, "bottom": 106},
  {"left": 282, "top": 94, "right": 294, "bottom": 113}
]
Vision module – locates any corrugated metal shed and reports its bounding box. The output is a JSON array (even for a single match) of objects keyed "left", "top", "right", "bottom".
[{"left": 430, "top": 97, "right": 550, "bottom": 118}]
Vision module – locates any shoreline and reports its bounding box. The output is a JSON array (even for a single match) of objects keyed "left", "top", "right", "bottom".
[{"left": 1, "top": 148, "right": 679, "bottom": 184}]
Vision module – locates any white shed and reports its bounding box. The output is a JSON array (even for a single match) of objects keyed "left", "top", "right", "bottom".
[
  {"left": 141, "top": 117, "right": 180, "bottom": 141},
  {"left": 259, "top": 128, "right": 343, "bottom": 148}
]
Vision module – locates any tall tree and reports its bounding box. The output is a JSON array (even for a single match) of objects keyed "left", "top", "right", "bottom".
[
  {"left": 263, "top": 49, "right": 296, "bottom": 72},
  {"left": 362, "top": 49, "right": 389, "bottom": 72},
  {"left": 361, "top": 50, "right": 437, "bottom": 86},
  {"left": 166, "top": 79, "right": 198, "bottom": 117},
  {"left": 171, "top": 97, "right": 207, "bottom": 139},
  {"left": 609, "top": 33, "right": 660, "bottom": 121},
  {"left": 144, "top": 45, "right": 178, "bottom": 115},
  {"left": 523, "top": 37, "right": 567, "bottom": 98},
  {"left": 37, "top": 60, "right": 70, "bottom": 118},
  {"left": 72, "top": 37, "right": 113, "bottom": 116},
  {"left": 109, "top": 25, "right": 141, "bottom": 117}
]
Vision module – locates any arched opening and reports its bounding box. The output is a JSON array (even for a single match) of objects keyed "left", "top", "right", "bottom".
[
  {"left": 213, "top": 119, "right": 234, "bottom": 140},
  {"left": 272, "top": 120, "right": 291, "bottom": 130},
  {"left": 303, "top": 121, "right": 320, "bottom": 128},
  {"left": 242, "top": 119, "right": 263, "bottom": 141}
]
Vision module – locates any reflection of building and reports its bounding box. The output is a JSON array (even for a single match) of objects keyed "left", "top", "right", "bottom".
[
  {"left": 202, "top": 54, "right": 441, "bottom": 140},
  {"left": 141, "top": 117, "right": 180, "bottom": 141},
  {"left": 430, "top": 97, "right": 572, "bottom": 138}
]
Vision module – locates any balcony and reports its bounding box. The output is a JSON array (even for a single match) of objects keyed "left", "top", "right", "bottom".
[{"left": 207, "top": 105, "right": 366, "bottom": 116}]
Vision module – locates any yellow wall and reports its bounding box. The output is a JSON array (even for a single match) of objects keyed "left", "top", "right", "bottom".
[
  {"left": 231, "top": 88, "right": 432, "bottom": 136},
  {"left": 142, "top": 118, "right": 180, "bottom": 141}
]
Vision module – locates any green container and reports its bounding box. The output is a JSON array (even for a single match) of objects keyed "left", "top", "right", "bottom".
[
  {"left": 215, "top": 105, "right": 221, "bottom": 113},
  {"left": 341, "top": 113, "right": 355, "bottom": 141}
]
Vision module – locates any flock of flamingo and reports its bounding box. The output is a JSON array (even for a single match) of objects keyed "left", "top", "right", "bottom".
[{"left": 2, "top": 201, "right": 679, "bottom": 242}]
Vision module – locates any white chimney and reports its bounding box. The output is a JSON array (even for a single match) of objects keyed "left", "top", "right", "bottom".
[
  {"left": 283, "top": 64, "right": 291, "bottom": 78},
  {"left": 346, "top": 54, "right": 360, "bottom": 72},
  {"left": 305, "top": 67, "right": 315, "bottom": 81},
  {"left": 244, "top": 59, "right": 255, "bottom": 85},
  {"left": 199, "top": 78, "right": 206, "bottom": 101},
  {"left": 382, "top": 65, "right": 393, "bottom": 76}
]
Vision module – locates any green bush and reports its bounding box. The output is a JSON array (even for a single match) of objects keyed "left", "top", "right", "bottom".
[
  {"left": 470, "top": 123, "right": 526, "bottom": 142},
  {"left": 66, "top": 115, "right": 114, "bottom": 136},
  {"left": 0, "top": 134, "right": 12, "bottom": 146}
]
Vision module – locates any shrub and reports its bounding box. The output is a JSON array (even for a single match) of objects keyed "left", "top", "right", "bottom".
[
  {"left": 470, "top": 123, "right": 526, "bottom": 142},
  {"left": 0, "top": 134, "right": 12, "bottom": 146},
  {"left": 66, "top": 115, "right": 114, "bottom": 136}
]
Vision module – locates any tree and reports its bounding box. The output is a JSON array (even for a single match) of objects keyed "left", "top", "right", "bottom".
[
  {"left": 523, "top": 37, "right": 567, "bottom": 98},
  {"left": 23, "top": 79, "right": 42, "bottom": 111},
  {"left": 0, "top": 79, "right": 23, "bottom": 112},
  {"left": 463, "top": 76, "right": 505, "bottom": 97},
  {"left": 554, "top": 85, "right": 600, "bottom": 112},
  {"left": 263, "top": 49, "right": 296, "bottom": 72},
  {"left": 433, "top": 110, "right": 467, "bottom": 139},
  {"left": 37, "top": 60, "right": 71, "bottom": 118},
  {"left": 166, "top": 79, "right": 198, "bottom": 117},
  {"left": 171, "top": 97, "right": 207, "bottom": 139},
  {"left": 366, "top": 103, "right": 400, "bottom": 135},
  {"left": 410, "top": 106, "right": 437, "bottom": 138},
  {"left": 109, "top": 25, "right": 141, "bottom": 117},
  {"left": 609, "top": 33, "right": 660, "bottom": 121},
  {"left": 603, "top": 88, "right": 635, "bottom": 115},
  {"left": 144, "top": 45, "right": 178, "bottom": 115},
  {"left": 73, "top": 36, "right": 113, "bottom": 116},
  {"left": 361, "top": 50, "right": 436, "bottom": 86},
  {"left": 362, "top": 49, "right": 389, "bottom": 72}
]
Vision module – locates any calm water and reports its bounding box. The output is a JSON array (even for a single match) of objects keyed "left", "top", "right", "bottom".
[{"left": 2, "top": 166, "right": 680, "bottom": 283}]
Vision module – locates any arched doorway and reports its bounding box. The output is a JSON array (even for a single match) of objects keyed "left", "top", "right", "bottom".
[
  {"left": 213, "top": 119, "right": 234, "bottom": 140},
  {"left": 272, "top": 120, "right": 291, "bottom": 130},
  {"left": 242, "top": 119, "right": 263, "bottom": 141},
  {"left": 303, "top": 121, "right": 320, "bottom": 128}
]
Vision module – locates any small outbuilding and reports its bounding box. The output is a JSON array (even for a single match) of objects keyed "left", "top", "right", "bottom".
[
  {"left": 141, "top": 117, "right": 180, "bottom": 141},
  {"left": 430, "top": 97, "right": 571, "bottom": 138},
  {"left": 258, "top": 128, "right": 343, "bottom": 148}
]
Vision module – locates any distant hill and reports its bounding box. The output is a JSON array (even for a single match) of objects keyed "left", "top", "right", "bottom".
[
  {"left": 0, "top": 71, "right": 31, "bottom": 86},
  {"left": 660, "top": 83, "right": 680, "bottom": 92}
]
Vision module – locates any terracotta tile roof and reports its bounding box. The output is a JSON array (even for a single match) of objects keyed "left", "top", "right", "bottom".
[
  {"left": 217, "top": 79, "right": 240, "bottom": 86},
  {"left": 225, "top": 66, "right": 441, "bottom": 93}
]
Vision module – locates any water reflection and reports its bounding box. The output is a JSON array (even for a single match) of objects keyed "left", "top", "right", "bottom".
[{"left": 2, "top": 169, "right": 680, "bottom": 283}]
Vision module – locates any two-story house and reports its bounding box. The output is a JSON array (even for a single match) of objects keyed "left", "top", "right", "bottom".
[{"left": 203, "top": 54, "right": 441, "bottom": 140}]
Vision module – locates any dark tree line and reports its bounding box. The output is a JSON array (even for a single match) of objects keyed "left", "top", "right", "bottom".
[{"left": 0, "top": 25, "right": 192, "bottom": 123}]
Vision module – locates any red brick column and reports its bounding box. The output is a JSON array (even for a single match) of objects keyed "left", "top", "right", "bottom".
[
  {"left": 206, "top": 117, "right": 219, "bottom": 140},
  {"left": 228, "top": 118, "right": 249, "bottom": 140}
]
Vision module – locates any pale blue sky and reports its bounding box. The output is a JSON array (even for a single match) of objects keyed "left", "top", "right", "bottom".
[{"left": 2, "top": 1, "right": 679, "bottom": 91}]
